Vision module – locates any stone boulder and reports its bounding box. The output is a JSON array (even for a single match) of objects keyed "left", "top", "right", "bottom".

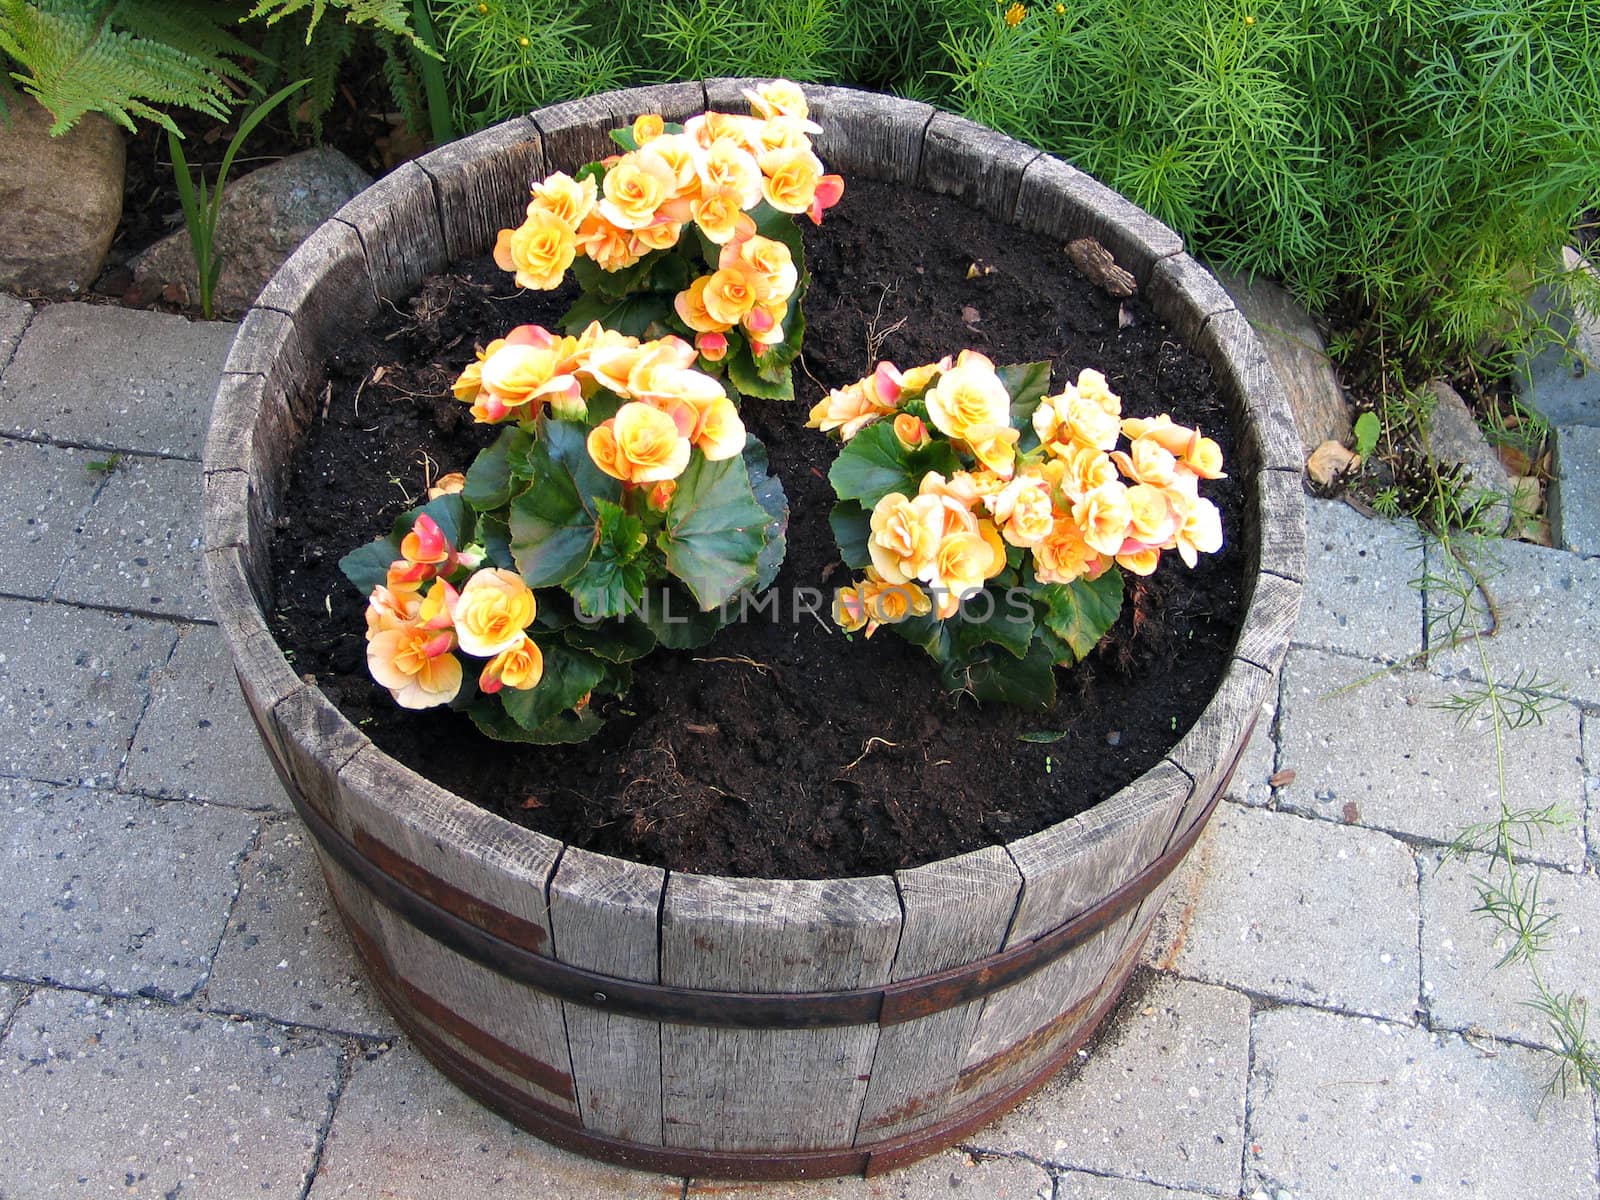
[
  {"left": 0, "top": 96, "right": 126, "bottom": 293},
  {"left": 130, "top": 146, "right": 371, "bottom": 313},
  {"left": 1211, "top": 266, "right": 1352, "bottom": 452}
]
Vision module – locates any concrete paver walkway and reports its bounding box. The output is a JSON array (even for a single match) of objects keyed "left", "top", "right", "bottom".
[{"left": 1, "top": 298, "right": 1597, "bottom": 1199}]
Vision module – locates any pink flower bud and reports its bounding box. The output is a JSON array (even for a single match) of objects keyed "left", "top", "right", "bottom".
[{"left": 696, "top": 332, "right": 729, "bottom": 362}]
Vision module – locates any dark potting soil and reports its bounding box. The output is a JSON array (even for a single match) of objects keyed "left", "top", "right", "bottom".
[{"left": 268, "top": 177, "right": 1248, "bottom": 879}]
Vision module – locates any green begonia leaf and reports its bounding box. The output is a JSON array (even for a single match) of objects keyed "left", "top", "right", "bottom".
[
  {"left": 949, "top": 586, "right": 1036, "bottom": 659},
  {"left": 499, "top": 635, "right": 606, "bottom": 731},
  {"left": 469, "top": 700, "right": 604, "bottom": 744},
  {"left": 727, "top": 336, "right": 794, "bottom": 401},
  {"left": 939, "top": 637, "right": 1057, "bottom": 708},
  {"left": 637, "top": 582, "right": 729, "bottom": 648},
  {"left": 563, "top": 615, "right": 658, "bottom": 663},
  {"left": 507, "top": 417, "right": 622, "bottom": 588},
  {"left": 661, "top": 452, "right": 769, "bottom": 611},
  {"left": 1037, "top": 569, "right": 1125, "bottom": 663},
  {"left": 829, "top": 501, "right": 871, "bottom": 570},
  {"left": 743, "top": 438, "right": 789, "bottom": 590},
  {"left": 828, "top": 420, "right": 962, "bottom": 508},
  {"left": 463, "top": 426, "right": 533, "bottom": 511},
  {"left": 1000, "top": 360, "right": 1053, "bottom": 450}
]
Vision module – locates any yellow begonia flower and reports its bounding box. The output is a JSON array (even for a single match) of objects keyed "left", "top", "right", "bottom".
[
  {"left": 1175, "top": 497, "right": 1224, "bottom": 567},
  {"left": 1125, "top": 483, "right": 1178, "bottom": 547},
  {"left": 427, "top": 472, "right": 466, "bottom": 500},
  {"left": 924, "top": 350, "right": 1010, "bottom": 443},
  {"left": 987, "top": 475, "right": 1055, "bottom": 547},
  {"left": 743, "top": 79, "right": 810, "bottom": 122},
  {"left": 598, "top": 156, "right": 674, "bottom": 230},
  {"left": 364, "top": 585, "right": 420, "bottom": 641},
  {"left": 577, "top": 213, "right": 644, "bottom": 273},
  {"left": 1033, "top": 518, "right": 1099, "bottom": 586},
  {"left": 587, "top": 401, "right": 692, "bottom": 484},
  {"left": 494, "top": 209, "right": 577, "bottom": 291},
  {"left": 526, "top": 171, "right": 596, "bottom": 230},
  {"left": 480, "top": 632, "right": 545, "bottom": 694},
  {"left": 631, "top": 113, "right": 665, "bottom": 145},
  {"left": 453, "top": 568, "right": 537, "bottom": 659},
  {"left": 701, "top": 265, "right": 763, "bottom": 326},
  {"left": 367, "top": 627, "right": 462, "bottom": 709},
  {"left": 1074, "top": 480, "right": 1133, "bottom": 557}
]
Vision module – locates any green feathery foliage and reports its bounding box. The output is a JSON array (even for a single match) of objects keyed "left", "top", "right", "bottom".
[
  {"left": 246, "top": 0, "right": 415, "bottom": 41},
  {"left": 0, "top": 0, "right": 257, "bottom": 134}
]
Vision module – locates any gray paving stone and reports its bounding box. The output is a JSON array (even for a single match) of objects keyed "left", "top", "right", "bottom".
[
  {"left": 1586, "top": 712, "right": 1597, "bottom": 869},
  {"left": 121, "top": 622, "right": 291, "bottom": 810},
  {"left": 1517, "top": 258, "right": 1600, "bottom": 428},
  {"left": 1164, "top": 806, "right": 1421, "bottom": 1021},
  {"left": 685, "top": 1152, "right": 1052, "bottom": 1197},
  {"left": 0, "top": 981, "right": 25, "bottom": 1029},
  {"left": 1247, "top": 1005, "right": 1597, "bottom": 1200},
  {"left": 0, "top": 304, "right": 236, "bottom": 458},
  {"left": 974, "top": 977, "right": 1249, "bottom": 1194},
  {"left": 1053, "top": 1171, "right": 1205, "bottom": 1199},
  {"left": 0, "top": 598, "right": 177, "bottom": 786},
  {"left": 1294, "top": 499, "right": 1426, "bottom": 662},
  {"left": 205, "top": 820, "right": 395, "bottom": 1036},
  {"left": 1421, "top": 853, "right": 1600, "bottom": 1050},
  {"left": 0, "top": 777, "right": 256, "bottom": 998},
  {"left": 54, "top": 453, "right": 207, "bottom": 618},
  {"left": 1552, "top": 423, "right": 1600, "bottom": 556},
  {"left": 0, "top": 293, "right": 30, "bottom": 372},
  {"left": 1276, "top": 648, "right": 1587, "bottom": 867},
  {"left": 307, "top": 1041, "right": 670, "bottom": 1200},
  {"left": 1226, "top": 690, "right": 1279, "bottom": 809},
  {"left": 0, "top": 437, "right": 106, "bottom": 599},
  {"left": 1424, "top": 534, "right": 1600, "bottom": 706},
  {"left": 0, "top": 987, "right": 339, "bottom": 1198}
]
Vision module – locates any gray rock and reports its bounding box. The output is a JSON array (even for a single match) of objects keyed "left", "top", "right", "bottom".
[
  {"left": 0, "top": 97, "right": 124, "bottom": 293},
  {"left": 1550, "top": 422, "right": 1600, "bottom": 556},
  {"left": 1212, "top": 266, "right": 1350, "bottom": 451},
  {"left": 131, "top": 146, "right": 371, "bottom": 313},
  {"left": 1421, "top": 379, "right": 1517, "bottom": 526}
]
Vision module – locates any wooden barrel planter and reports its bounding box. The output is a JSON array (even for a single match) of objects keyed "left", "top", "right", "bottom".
[{"left": 203, "top": 81, "right": 1305, "bottom": 1180}]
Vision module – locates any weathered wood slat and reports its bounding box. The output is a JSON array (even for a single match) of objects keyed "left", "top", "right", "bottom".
[
  {"left": 959, "top": 762, "right": 1191, "bottom": 1075},
  {"left": 1198, "top": 308, "right": 1305, "bottom": 475},
  {"left": 336, "top": 744, "right": 564, "bottom": 937},
  {"left": 855, "top": 847, "right": 1021, "bottom": 1144},
  {"left": 1257, "top": 467, "right": 1308, "bottom": 583},
  {"left": 660, "top": 875, "right": 900, "bottom": 1151},
  {"left": 917, "top": 112, "right": 1042, "bottom": 219},
  {"left": 549, "top": 847, "right": 666, "bottom": 1145},
  {"left": 1233, "top": 571, "right": 1302, "bottom": 676},
  {"left": 1147, "top": 253, "right": 1239, "bottom": 344},
  {"left": 271, "top": 686, "right": 368, "bottom": 828},
  {"left": 534, "top": 83, "right": 709, "bottom": 173},
  {"left": 253, "top": 220, "right": 376, "bottom": 369},
  {"left": 1162, "top": 657, "right": 1275, "bottom": 845},
  {"left": 414, "top": 117, "right": 546, "bottom": 262},
  {"left": 1014, "top": 155, "right": 1183, "bottom": 289},
  {"left": 205, "top": 545, "right": 302, "bottom": 774},
  {"left": 332, "top": 162, "right": 449, "bottom": 304}
]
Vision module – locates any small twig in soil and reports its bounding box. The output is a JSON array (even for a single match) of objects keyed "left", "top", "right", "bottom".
[
  {"left": 692, "top": 654, "right": 776, "bottom": 678},
  {"left": 864, "top": 280, "right": 907, "bottom": 367},
  {"left": 685, "top": 722, "right": 719, "bottom": 736},
  {"left": 840, "top": 736, "right": 897, "bottom": 773},
  {"left": 319, "top": 381, "right": 332, "bottom": 422}
]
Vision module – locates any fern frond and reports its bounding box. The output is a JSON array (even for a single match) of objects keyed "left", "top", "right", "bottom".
[
  {"left": 247, "top": 0, "right": 416, "bottom": 43},
  {"left": 0, "top": 0, "right": 250, "bottom": 134}
]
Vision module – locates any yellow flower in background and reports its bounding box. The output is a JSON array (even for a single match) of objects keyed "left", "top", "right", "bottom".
[
  {"left": 674, "top": 275, "right": 733, "bottom": 333},
  {"left": 743, "top": 79, "right": 810, "bottom": 121},
  {"left": 692, "top": 187, "right": 754, "bottom": 245},
  {"left": 598, "top": 156, "right": 672, "bottom": 230},
  {"left": 1005, "top": 2, "right": 1026, "bottom": 26},
  {"left": 927, "top": 523, "right": 1006, "bottom": 618},
  {"left": 453, "top": 568, "right": 537, "bottom": 658},
  {"left": 577, "top": 213, "right": 643, "bottom": 272},
  {"left": 1033, "top": 518, "right": 1099, "bottom": 586},
  {"left": 631, "top": 113, "right": 665, "bottom": 145},
  {"left": 757, "top": 145, "right": 826, "bottom": 215},
  {"left": 867, "top": 492, "right": 943, "bottom": 585},
  {"left": 427, "top": 472, "right": 466, "bottom": 500},
  {"left": 1074, "top": 480, "right": 1133, "bottom": 557},
  {"left": 701, "top": 265, "right": 763, "bottom": 325}
]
